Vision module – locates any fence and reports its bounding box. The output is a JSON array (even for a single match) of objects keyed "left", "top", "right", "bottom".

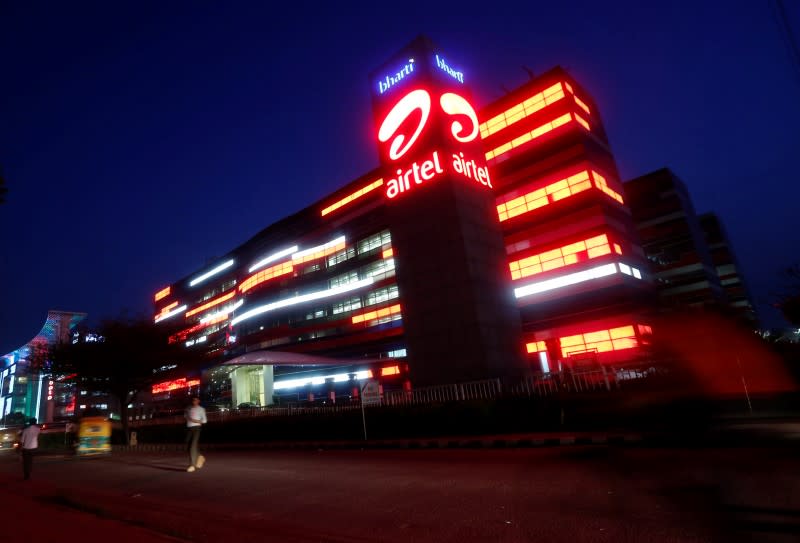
[{"left": 129, "top": 364, "right": 667, "bottom": 428}]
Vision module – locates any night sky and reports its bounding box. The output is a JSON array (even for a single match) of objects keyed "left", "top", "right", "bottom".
[{"left": 2, "top": 1, "right": 799, "bottom": 354}]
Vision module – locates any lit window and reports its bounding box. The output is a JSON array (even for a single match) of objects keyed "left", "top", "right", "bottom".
[
  {"left": 496, "top": 168, "right": 623, "bottom": 222},
  {"left": 357, "top": 230, "right": 392, "bottom": 254},
  {"left": 486, "top": 113, "right": 573, "bottom": 162},
  {"left": 558, "top": 325, "right": 639, "bottom": 358},
  {"left": 352, "top": 304, "right": 402, "bottom": 326},
  {"left": 509, "top": 234, "right": 618, "bottom": 281},
  {"left": 366, "top": 285, "right": 399, "bottom": 306},
  {"left": 327, "top": 247, "right": 356, "bottom": 268},
  {"left": 330, "top": 271, "right": 359, "bottom": 289},
  {"left": 479, "top": 82, "right": 566, "bottom": 139},
  {"left": 380, "top": 365, "right": 401, "bottom": 376}
]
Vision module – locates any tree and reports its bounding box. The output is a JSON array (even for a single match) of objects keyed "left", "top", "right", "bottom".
[{"left": 50, "top": 316, "right": 193, "bottom": 444}]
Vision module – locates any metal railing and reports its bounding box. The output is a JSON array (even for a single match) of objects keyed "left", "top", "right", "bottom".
[{"left": 129, "top": 365, "right": 667, "bottom": 427}]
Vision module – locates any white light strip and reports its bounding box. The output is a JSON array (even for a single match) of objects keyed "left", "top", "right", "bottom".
[
  {"left": 514, "top": 263, "right": 618, "bottom": 299},
  {"left": 231, "top": 277, "right": 374, "bottom": 326},
  {"left": 274, "top": 370, "right": 372, "bottom": 391},
  {"left": 249, "top": 246, "right": 299, "bottom": 273},
  {"left": 291, "top": 236, "right": 345, "bottom": 261},
  {"left": 154, "top": 305, "right": 188, "bottom": 323},
  {"left": 200, "top": 300, "right": 244, "bottom": 323},
  {"left": 189, "top": 259, "right": 235, "bottom": 287}
]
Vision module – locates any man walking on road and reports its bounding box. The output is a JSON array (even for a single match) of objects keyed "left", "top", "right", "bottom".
[
  {"left": 185, "top": 397, "right": 207, "bottom": 472},
  {"left": 19, "top": 418, "right": 40, "bottom": 480}
]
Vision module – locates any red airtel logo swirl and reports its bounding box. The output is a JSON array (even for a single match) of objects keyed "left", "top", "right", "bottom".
[{"left": 378, "top": 89, "right": 479, "bottom": 161}]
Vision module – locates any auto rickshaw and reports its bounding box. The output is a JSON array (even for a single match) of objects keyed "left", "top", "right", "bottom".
[{"left": 76, "top": 416, "right": 111, "bottom": 456}]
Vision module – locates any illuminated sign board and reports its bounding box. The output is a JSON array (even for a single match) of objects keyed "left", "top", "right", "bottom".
[
  {"left": 151, "top": 377, "right": 200, "bottom": 394},
  {"left": 377, "top": 87, "right": 491, "bottom": 199},
  {"left": 375, "top": 53, "right": 464, "bottom": 95}
]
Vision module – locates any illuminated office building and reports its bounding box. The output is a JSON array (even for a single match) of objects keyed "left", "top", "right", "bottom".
[
  {"left": 152, "top": 37, "right": 655, "bottom": 405},
  {"left": 0, "top": 310, "right": 86, "bottom": 424}
]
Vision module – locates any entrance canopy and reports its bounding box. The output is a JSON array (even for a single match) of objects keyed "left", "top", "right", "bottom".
[{"left": 220, "top": 350, "right": 385, "bottom": 367}]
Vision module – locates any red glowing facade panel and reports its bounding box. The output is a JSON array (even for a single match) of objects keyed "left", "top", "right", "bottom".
[
  {"left": 154, "top": 286, "right": 171, "bottom": 302},
  {"left": 508, "top": 233, "right": 621, "bottom": 281},
  {"left": 496, "top": 169, "right": 624, "bottom": 223},
  {"left": 526, "top": 324, "right": 650, "bottom": 358}
]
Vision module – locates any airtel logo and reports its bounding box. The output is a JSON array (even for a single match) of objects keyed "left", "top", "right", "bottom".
[{"left": 378, "top": 89, "right": 479, "bottom": 161}]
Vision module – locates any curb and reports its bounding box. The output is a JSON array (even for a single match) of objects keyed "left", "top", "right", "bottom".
[{"left": 113, "top": 433, "right": 645, "bottom": 453}]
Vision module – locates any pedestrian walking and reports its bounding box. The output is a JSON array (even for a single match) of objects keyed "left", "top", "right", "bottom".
[
  {"left": 185, "top": 397, "right": 207, "bottom": 472},
  {"left": 19, "top": 418, "right": 40, "bottom": 480}
]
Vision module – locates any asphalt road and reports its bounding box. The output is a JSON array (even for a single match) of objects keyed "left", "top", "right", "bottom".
[{"left": 1, "top": 445, "right": 798, "bottom": 542}]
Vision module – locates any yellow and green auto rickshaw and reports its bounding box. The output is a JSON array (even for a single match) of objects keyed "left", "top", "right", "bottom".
[{"left": 76, "top": 416, "right": 111, "bottom": 456}]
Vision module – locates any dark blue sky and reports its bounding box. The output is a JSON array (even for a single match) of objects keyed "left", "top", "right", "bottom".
[{"left": 2, "top": 1, "right": 799, "bottom": 353}]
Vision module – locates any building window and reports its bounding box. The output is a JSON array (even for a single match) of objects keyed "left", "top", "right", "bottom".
[
  {"left": 303, "top": 263, "right": 321, "bottom": 275},
  {"left": 332, "top": 296, "right": 362, "bottom": 315},
  {"left": 329, "top": 271, "right": 359, "bottom": 288},
  {"left": 327, "top": 247, "right": 356, "bottom": 268},
  {"left": 305, "top": 309, "right": 326, "bottom": 320},
  {"left": 357, "top": 230, "right": 391, "bottom": 255},
  {"left": 366, "top": 285, "right": 399, "bottom": 306},
  {"left": 361, "top": 258, "right": 395, "bottom": 281}
]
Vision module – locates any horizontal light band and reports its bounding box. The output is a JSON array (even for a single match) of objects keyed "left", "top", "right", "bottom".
[
  {"left": 514, "top": 263, "right": 618, "bottom": 299},
  {"left": 185, "top": 291, "right": 236, "bottom": 318},
  {"left": 485, "top": 113, "right": 573, "bottom": 162},
  {"left": 154, "top": 286, "right": 171, "bottom": 302},
  {"left": 352, "top": 303, "right": 402, "bottom": 324},
  {"left": 239, "top": 261, "right": 294, "bottom": 294},
  {"left": 509, "top": 234, "right": 619, "bottom": 280},
  {"left": 321, "top": 179, "right": 384, "bottom": 217},
  {"left": 189, "top": 259, "right": 234, "bottom": 287},
  {"left": 199, "top": 300, "right": 244, "bottom": 323},
  {"left": 231, "top": 277, "right": 375, "bottom": 326},
  {"left": 291, "top": 236, "right": 346, "bottom": 264},
  {"left": 169, "top": 313, "right": 229, "bottom": 344},
  {"left": 249, "top": 246, "right": 298, "bottom": 273},
  {"left": 273, "top": 370, "right": 372, "bottom": 391},
  {"left": 155, "top": 301, "right": 179, "bottom": 318},
  {"left": 154, "top": 305, "right": 188, "bottom": 323}
]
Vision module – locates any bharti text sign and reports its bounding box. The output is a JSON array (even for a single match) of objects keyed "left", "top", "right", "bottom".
[
  {"left": 378, "top": 87, "right": 491, "bottom": 199},
  {"left": 376, "top": 54, "right": 464, "bottom": 95}
]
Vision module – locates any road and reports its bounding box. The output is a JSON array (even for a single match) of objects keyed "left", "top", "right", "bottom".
[{"left": 1, "top": 445, "right": 798, "bottom": 542}]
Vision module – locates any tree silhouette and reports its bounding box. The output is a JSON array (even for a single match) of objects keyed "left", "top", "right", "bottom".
[{"left": 50, "top": 316, "right": 194, "bottom": 443}]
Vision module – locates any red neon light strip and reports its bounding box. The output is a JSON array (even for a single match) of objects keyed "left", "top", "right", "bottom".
[
  {"left": 154, "top": 286, "right": 171, "bottom": 302},
  {"left": 185, "top": 291, "right": 236, "bottom": 318},
  {"left": 496, "top": 169, "right": 623, "bottom": 222},
  {"left": 239, "top": 261, "right": 294, "bottom": 294},
  {"left": 480, "top": 83, "right": 566, "bottom": 139},
  {"left": 168, "top": 314, "right": 228, "bottom": 344},
  {"left": 152, "top": 378, "right": 201, "bottom": 394},
  {"left": 321, "top": 179, "right": 384, "bottom": 217},
  {"left": 351, "top": 304, "right": 402, "bottom": 325},
  {"left": 509, "top": 234, "right": 620, "bottom": 281}
]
